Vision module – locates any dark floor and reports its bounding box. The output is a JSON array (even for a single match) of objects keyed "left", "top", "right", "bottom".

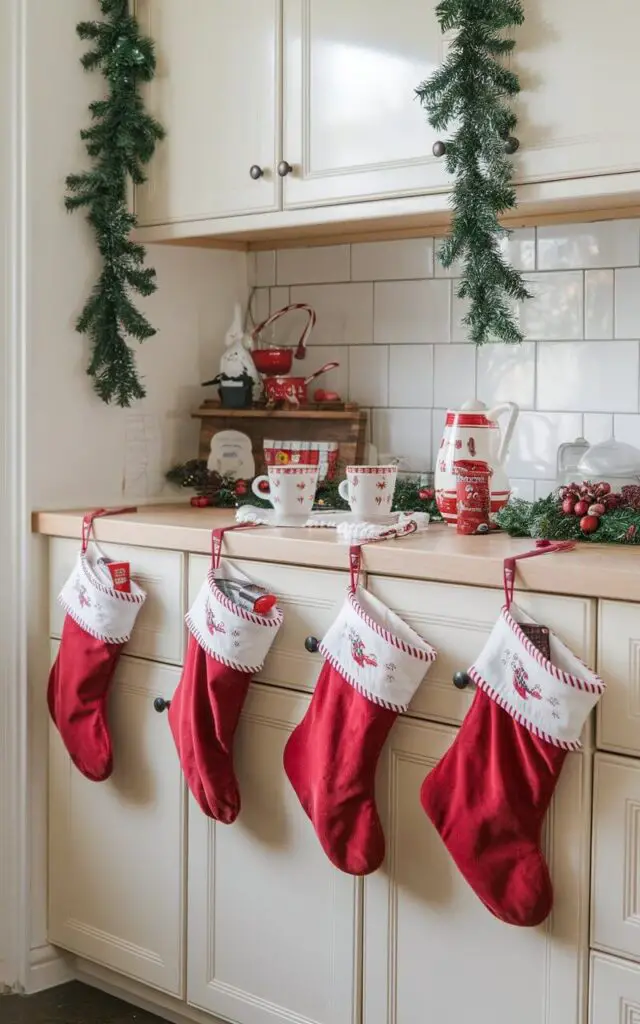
[{"left": 0, "top": 982, "right": 169, "bottom": 1024}]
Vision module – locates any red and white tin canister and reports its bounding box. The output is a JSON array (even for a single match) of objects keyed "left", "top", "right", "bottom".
[
  {"left": 454, "top": 460, "right": 493, "bottom": 535},
  {"left": 263, "top": 439, "right": 339, "bottom": 481}
]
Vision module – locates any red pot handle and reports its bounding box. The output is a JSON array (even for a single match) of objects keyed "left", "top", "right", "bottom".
[
  {"left": 251, "top": 303, "right": 316, "bottom": 360},
  {"left": 304, "top": 361, "right": 340, "bottom": 385}
]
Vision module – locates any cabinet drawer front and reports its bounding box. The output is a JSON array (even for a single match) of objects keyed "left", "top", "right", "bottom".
[
  {"left": 49, "top": 650, "right": 185, "bottom": 995},
  {"left": 368, "top": 576, "right": 596, "bottom": 725},
  {"left": 597, "top": 601, "right": 640, "bottom": 755},
  {"left": 592, "top": 754, "right": 640, "bottom": 962},
  {"left": 189, "top": 555, "right": 346, "bottom": 692},
  {"left": 589, "top": 952, "right": 640, "bottom": 1024},
  {"left": 50, "top": 538, "right": 185, "bottom": 665}
]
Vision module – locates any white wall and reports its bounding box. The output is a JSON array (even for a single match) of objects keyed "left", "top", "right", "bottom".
[
  {"left": 251, "top": 222, "right": 640, "bottom": 492},
  {"left": 1, "top": 0, "right": 248, "bottom": 992}
]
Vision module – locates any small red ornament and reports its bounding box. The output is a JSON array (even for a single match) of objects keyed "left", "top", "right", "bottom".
[
  {"left": 562, "top": 498, "right": 575, "bottom": 515},
  {"left": 419, "top": 487, "right": 435, "bottom": 500},
  {"left": 574, "top": 500, "right": 589, "bottom": 516},
  {"left": 596, "top": 482, "right": 612, "bottom": 496},
  {"left": 234, "top": 480, "right": 248, "bottom": 496},
  {"left": 580, "top": 514, "right": 600, "bottom": 534},
  {"left": 191, "top": 496, "right": 212, "bottom": 508},
  {"left": 588, "top": 503, "right": 606, "bottom": 517},
  {"left": 257, "top": 478, "right": 270, "bottom": 494}
]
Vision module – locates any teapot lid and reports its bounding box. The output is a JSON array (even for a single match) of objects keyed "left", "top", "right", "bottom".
[{"left": 460, "top": 399, "right": 487, "bottom": 412}]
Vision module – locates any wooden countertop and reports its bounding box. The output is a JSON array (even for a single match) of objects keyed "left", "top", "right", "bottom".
[{"left": 32, "top": 503, "right": 640, "bottom": 602}]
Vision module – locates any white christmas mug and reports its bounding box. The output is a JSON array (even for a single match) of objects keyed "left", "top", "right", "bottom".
[
  {"left": 338, "top": 465, "right": 398, "bottom": 520},
  {"left": 252, "top": 465, "right": 319, "bottom": 525}
]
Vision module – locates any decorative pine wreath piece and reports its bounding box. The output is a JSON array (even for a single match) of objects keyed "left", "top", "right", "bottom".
[
  {"left": 66, "top": 0, "right": 165, "bottom": 407},
  {"left": 417, "top": 0, "right": 532, "bottom": 345}
]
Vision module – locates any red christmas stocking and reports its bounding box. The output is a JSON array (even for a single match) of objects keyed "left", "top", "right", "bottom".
[
  {"left": 421, "top": 599, "right": 605, "bottom": 926},
  {"left": 169, "top": 539, "right": 283, "bottom": 824},
  {"left": 284, "top": 562, "right": 436, "bottom": 875},
  {"left": 48, "top": 522, "right": 146, "bottom": 782}
]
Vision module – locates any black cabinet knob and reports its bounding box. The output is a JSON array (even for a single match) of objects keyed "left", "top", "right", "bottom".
[
  {"left": 277, "top": 160, "right": 293, "bottom": 177},
  {"left": 249, "top": 164, "right": 264, "bottom": 180},
  {"left": 452, "top": 671, "right": 471, "bottom": 690},
  {"left": 504, "top": 136, "right": 520, "bottom": 155},
  {"left": 432, "top": 140, "right": 447, "bottom": 158},
  {"left": 305, "top": 636, "right": 320, "bottom": 653},
  {"left": 153, "top": 697, "right": 171, "bottom": 713}
]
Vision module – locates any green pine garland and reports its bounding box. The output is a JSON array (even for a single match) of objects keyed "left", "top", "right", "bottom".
[
  {"left": 417, "top": 0, "right": 532, "bottom": 345},
  {"left": 66, "top": 0, "right": 165, "bottom": 407},
  {"left": 496, "top": 493, "right": 640, "bottom": 545}
]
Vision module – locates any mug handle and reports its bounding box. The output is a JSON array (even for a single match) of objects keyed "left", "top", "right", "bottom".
[
  {"left": 252, "top": 475, "right": 270, "bottom": 500},
  {"left": 338, "top": 479, "right": 350, "bottom": 502}
]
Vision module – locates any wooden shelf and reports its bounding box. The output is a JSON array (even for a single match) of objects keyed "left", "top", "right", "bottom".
[{"left": 194, "top": 404, "right": 359, "bottom": 421}]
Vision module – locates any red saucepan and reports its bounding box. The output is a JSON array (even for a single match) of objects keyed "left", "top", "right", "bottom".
[
  {"left": 263, "top": 362, "right": 340, "bottom": 406},
  {"left": 251, "top": 303, "right": 316, "bottom": 376}
]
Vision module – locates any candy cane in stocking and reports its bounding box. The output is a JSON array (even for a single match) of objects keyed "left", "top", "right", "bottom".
[
  {"left": 420, "top": 540, "right": 605, "bottom": 926},
  {"left": 284, "top": 546, "right": 436, "bottom": 875},
  {"left": 47, "top": 508, "right": 146, "bottom": 782},
  {"left": 168, "top": 525, "right": 283, "bottom": 823}
]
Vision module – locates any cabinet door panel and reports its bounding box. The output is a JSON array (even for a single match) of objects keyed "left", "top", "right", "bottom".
[
  {"left": 364, "top": 718, "right": 590, "bottom": 1024},
  {"left": 188, "top": 684, "right": 360, "bottom": 1024},
  {"left": 50, "top": 538, "right": 185, "bottom": 666},
  {"left": 189, "top": 555, "right": 346, "bottom": 692},
  {"left": 592, "top": 754, "right": 640, "bottom": 962},
  {"left": 589, "top": 952, "right": 640, "bottom": 1024},
  {"left": 597, "top": 601, "right": 640, "bottom": 756},
  {"left": 368, "top": 575, "right": 595, "bottom": 726},
  {"left": 282, "top": 0, "right": 450, "bottom": 207},
  {"left": 515, "top": 1, "right": 640, "bottom": 184},
  {"left": 136, "top": 0, "right": 280, "bottom": 225},
  {"left": 49, "top": 653, "right": 185, "bottom": 995}
]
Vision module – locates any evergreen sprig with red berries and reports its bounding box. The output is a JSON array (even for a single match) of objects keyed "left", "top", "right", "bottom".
[{"left": 496, "top": 481, "right": 640, "bottom": 544}]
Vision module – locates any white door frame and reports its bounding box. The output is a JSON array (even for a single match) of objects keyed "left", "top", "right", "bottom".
[{"left": 1, "top": 0, "right": 32, "bottom": 993}]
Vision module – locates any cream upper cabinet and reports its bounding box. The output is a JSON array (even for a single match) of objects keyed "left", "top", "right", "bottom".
[
  {"left": 281, "top": 0, "right": 449, "bottom": 208},
  {"left": 364, "top": 717, "right": 591, "bottom": 1024},
  {"left": 135, "top": 0, "right": 280, "bottom": 226},
  {"left": 514, "top": 0, "right": 640, "bottom": 186},
  {"left": 187, "top": 684, "right": 361, "bottom": 1024},
  {"left": 49, "top": 653, "right": 185, "bottom": 996}
]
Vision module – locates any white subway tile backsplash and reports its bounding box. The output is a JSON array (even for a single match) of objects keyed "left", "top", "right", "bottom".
[
  {"left": 254, "top": 250, "right": 276, "bottom": 287},
  {"left": 433, "top": 344, "right": 476, "bottom": 408},
  {"left": 435, "top": 228, "right": 535, "bottom": 277},
  {"left": 584, "top": 413, "right": 614, "bottom": 444},
  {"left": 585, "top": 270, "right": 614, "bottom": 339},
  {"left": 349, "top": 346, "right": 388, "bottom": 408},
  {"left": 506, "top": 412, "right": 583, "bottom": 480},
  {"left": 249, "top": 220, "right": 640, "bottom": 493},
  {"left": 534, "top": 480, "right": 557, "bottom": 500},
  {"left": 290, "top": 283, "right": 373, "bottom": 346},
  {"left": 537, "top": 220, "right": 640, "bottom": 271},
  {"left": 521, "top": 272, "right": 584, "bottom": 340},
  {"left": 615, "top": 268, "right": 640, "bottom": 338},
  {"left": 352, "top": 239, "right": 433, "bottom": 281},
  {"left": 537, "top": 341, "right": 639, "bottom": 413},
  {"left": 277, "top": 245, "right": 350, "bottom": 286},
  {"left": 389, "top": 345, "right": 434, "bottom": 408},
  {"left": 612, "top": 414, "right": 640, "bottom": 448},
  {"left": 372, "top": 408, "right": 432, "bottom": 472},
  {"left": 375, "top": 280, "right": 450, "bottom": 345},
  {"left": 477, "top": 342, "right": 535, "bottom": 410},
  {"left": 510, "top": 479, "right": 536, "bottom": 501}
]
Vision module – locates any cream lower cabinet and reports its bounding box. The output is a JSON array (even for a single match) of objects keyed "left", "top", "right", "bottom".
[
  {"left": 590, "top": 953, "right": 640, "bottom": 1024},
  {"left": 187, "top": 684, "right": 361, "bottom": 1024},
  {"left": 364, "top": 718, "right": 591, "bottom": 1024},
  {"left": 49, "top": 652, "right": 186, "bottom": 995}
]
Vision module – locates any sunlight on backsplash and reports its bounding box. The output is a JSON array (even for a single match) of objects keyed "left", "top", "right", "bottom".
[{"left": 249, "top": 219, "right": 640, "bottom": 501}]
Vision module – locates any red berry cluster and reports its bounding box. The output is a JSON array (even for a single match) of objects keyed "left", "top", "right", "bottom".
[{"left": 559, "top": 481, "right": 619, "bottom": 534}]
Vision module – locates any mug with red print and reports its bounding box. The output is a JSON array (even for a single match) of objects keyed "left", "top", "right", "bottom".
[
  {"left": 338, "top": 465, "right": 398, "bottom": 520},
  {"left": 251, "top": 465, "right": 319, "bottom": 525}
]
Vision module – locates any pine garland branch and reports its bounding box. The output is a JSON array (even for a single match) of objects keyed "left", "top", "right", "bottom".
[
  {"left": 66, "top": 0, "right": 165, "bottom": 406},
  {"left": 417, "top": 0, "right": 532, "bottom": 346}
]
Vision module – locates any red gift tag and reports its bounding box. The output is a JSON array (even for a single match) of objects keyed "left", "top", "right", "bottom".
[{"left": 107, "top": 561, "right": 131, "bottom": 593}]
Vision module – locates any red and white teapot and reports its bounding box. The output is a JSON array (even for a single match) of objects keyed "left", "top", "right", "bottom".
[{"left": 435, "top": 400, "right": 519, "bottom": 525}]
